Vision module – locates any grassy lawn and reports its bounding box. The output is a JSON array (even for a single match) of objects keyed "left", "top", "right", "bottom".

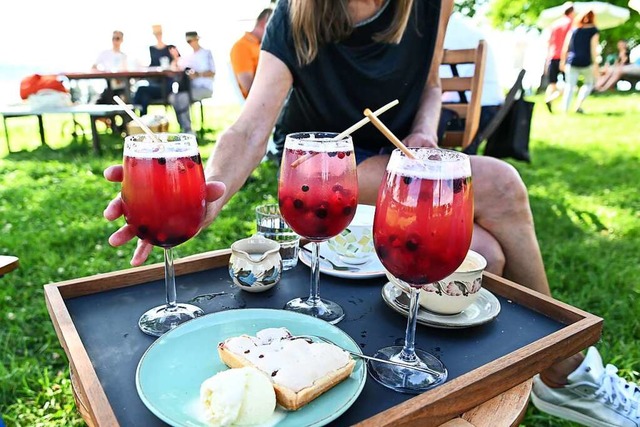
[{"left": 1, "top": 93, "right": 639, "bottom": 426}]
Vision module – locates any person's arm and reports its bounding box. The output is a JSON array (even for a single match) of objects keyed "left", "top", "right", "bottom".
[
  {"left": 202, "top": 50, "right": 292, "bottom": 228},
  {"left": 591, "top": 32, "right": 600, "bottom": 78},
  {"left": 404, "top": 0, "right": 454, "bottom": 148},
  {"left": 104, "top": 51, "right": 292, "bottom": 265}
]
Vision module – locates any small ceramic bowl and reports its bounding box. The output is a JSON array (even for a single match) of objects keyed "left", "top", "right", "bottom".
[
  {"left": 327, "top": 204, "right": 375, "bottom": 265},
  {"left": 228, "top": 234, "right": 282, "bottom": 292},
  {"left": 387, "top": 250, "right": 487, "bottom": 315}
]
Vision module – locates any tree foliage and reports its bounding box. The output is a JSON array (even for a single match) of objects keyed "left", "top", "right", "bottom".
[{"left": 484, "top": 0, "right": 639, "bottom": 55}]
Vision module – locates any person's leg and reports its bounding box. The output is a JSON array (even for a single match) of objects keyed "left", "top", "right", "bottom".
[
  {"left": 469, "top": 156, "right": 551, "bottom": 295},
  {"left": 169, "top": 92, "right": 192, "bottom": 133},
  {"left": 561, "top": 65, "right": 579, "bottom": 113},
  {"left": 574, "top": 66, "right": 595, "bottom": 112},
  {"left": 356, "top": 153, "right": 390, "bottom": 205},
  {"left": 470, "top": 224, "right": 505, "bottom": 275},
  {"left": 545, "top": 59, "right": 561, "bottom": 112}
]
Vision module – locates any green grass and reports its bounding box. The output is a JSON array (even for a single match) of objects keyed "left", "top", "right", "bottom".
[{"left": 1, "top": 94, "right": 639, "bottom": 426}]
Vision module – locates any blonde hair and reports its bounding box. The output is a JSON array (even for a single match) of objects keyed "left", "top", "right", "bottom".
[{"left": 289, "top": 0, "right": 415, "bottom": 66}]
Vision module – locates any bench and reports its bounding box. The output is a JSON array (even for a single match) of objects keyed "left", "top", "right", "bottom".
[{"left": 0, "top": 103, "right": 131, "bottom": 155}]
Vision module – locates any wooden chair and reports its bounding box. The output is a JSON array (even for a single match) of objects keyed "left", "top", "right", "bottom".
[
  {"left": 440, "top": 40, "right": 487, "bottom": 150},
  {"left": 0, "top": 255, "right": 19, "bottom": 277}
]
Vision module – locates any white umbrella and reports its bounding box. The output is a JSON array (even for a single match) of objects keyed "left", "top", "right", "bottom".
[
  {"left": 537, "top": 1, "right": 631, "bottom": 30},
  {"left": 630, "top": 0, "right": 640, "bottom": 12}
]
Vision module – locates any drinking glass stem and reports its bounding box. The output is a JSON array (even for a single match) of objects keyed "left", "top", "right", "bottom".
[
  {"left": 164, "top": 247, "right": 178, "bottom": 311},
  {"left": 398, "top": 286, "right": 420, "bottom": 364},
  {"left": 306, "top": 241, "right": 321, "bottom": 306}
]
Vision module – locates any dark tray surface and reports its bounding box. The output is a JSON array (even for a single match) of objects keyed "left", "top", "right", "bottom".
[{"left": 66, "top": 263, "right": 564, "bottom": 426}]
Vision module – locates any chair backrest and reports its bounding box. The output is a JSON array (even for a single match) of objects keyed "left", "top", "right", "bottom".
[{"left": 440, "top": 40, "right": 487, "bottom": 149}]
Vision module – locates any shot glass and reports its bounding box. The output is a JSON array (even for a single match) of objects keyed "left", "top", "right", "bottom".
[{"left": 255, "top": 203, "right": 300, "bottom": 270}]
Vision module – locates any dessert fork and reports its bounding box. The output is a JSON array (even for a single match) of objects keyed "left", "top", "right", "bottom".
[{"left": 294, "top": 334, "right": 442, "bottom": 376}]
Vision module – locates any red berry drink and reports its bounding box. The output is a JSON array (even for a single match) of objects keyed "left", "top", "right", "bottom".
[
  {"left": 374, "top": 149, "right": 473, "bottom": 286},
  {"left": 122, "top": 142, "right": 206, "bottom": 248},
  {"left": 278, "top": 132, "right": 358, "bottom": 325},
  {"left": 368, "top": 148, "right": 472, "bottom": 393},
  {"left": 278, "top": 136, "right": 358, "bottom": 241}
]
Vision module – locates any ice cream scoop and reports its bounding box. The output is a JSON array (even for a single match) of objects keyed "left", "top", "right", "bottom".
[{"left": 200, "top": 366, "right": 276, "bottom": 426}]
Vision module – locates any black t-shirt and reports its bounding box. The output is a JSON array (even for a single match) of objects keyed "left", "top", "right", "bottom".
[
  {"left": 262, "top": 0, "right": 442, "bottom": 153},
  {"left": 567, "top": 27, "right": 599, "bottom": 67},
  {"left": 149, "top": 45, "right": 174, "bottom": 67}
]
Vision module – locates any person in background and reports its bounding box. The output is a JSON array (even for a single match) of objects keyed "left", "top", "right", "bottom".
[
  {"left": 133, "top": 24, "right": 176, "bottom": 116},
  {"left": 544, "top": 2, "right": 575, "bottom": 113},
  {"left": 104, "top": 2, "right": 639, "bottom": 426},
  {"left": 169, "top": 31, "right": 215, "bottom": 133},
  {"left": 560, "top": 10, "right": 599, "bottom": 114},
  {"left": 92, "top": 30, "right": 128, "bottom": 104},
  {"left": 230, "top": 8, "right": 273, "bottom": 99},
  {"left": 438, "top": 12, "right": 504, "bottom": 155},
  {"left": 596, "top": 39, "right": 632, "bottom": 91}
]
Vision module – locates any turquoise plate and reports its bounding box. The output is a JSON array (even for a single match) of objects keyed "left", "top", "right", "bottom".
[{"left": 136, "top": 308, "right": 367, "bottom": 427}]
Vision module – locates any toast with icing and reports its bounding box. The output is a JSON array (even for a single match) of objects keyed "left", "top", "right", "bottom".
[{"left": 217, "top": 327, "right": 356, "bottom": 410}]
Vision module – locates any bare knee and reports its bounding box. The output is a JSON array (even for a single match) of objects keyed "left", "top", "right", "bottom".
[{"left": 472, "top": 157, "right": 531, "bottom": 221}]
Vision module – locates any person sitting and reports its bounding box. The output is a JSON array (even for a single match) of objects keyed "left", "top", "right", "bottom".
[
  {"left": 230, "top": 8, "right": 273, "bottom": 99},
  {"left": 133, "top": 24, "right": 176, "bottom": 116},
  {"left": 169, "top": 31, "right": 215, "bottom": 133},
  {"left": 103, "top": 2, "right": 638, "bottom": 426},
  {"left": 596, "top": 39, "right": 632, "bottom": 92},
  {"left": 92, "top": 30, "right": 128, "bottom": 104}
]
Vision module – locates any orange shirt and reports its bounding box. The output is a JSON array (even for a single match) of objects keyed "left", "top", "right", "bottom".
[{"left": 230, "top": 32, "right": 261, "bottom": 98}]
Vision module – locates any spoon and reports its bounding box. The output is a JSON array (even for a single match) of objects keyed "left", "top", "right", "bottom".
[
  {"left": 301, "top": 246, "right": 361, "bottom": 272},
  {"left": 294, "top": 334, "right": 443, "bottom": 377}
]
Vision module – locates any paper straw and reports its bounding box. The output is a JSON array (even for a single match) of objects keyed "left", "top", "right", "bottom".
[
  {"left": 291, "top": 99, "right": 400, "bottom": 168},
  {"left": 112, "top": 96, "right": 161, "bottom": 143},
  {"left": 331, "top": 99, "right": 399, "bottom": 141},
  {"left": 363, "top": 108, "right": 415, "bottom": 159}
]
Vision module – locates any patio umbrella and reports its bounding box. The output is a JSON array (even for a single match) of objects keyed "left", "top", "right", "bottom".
[
  {"left": 537, "top": 1, "right": 631, "bottom": 30},
  {"left": 630, "top": 0, "right": 640, "bottom": 12}
]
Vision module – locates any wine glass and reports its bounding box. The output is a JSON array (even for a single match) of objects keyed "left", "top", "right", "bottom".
[
  {"left": 121, "top": 133, "right": 207, "bottom": 336},
  {"left": 278, "top": 132, "right": 358, "bottom": 324},
  {"left": 370, "top": 147, "right": 474, "bottom": 393}
]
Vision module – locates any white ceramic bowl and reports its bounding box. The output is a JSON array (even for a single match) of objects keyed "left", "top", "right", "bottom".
[{"left": 386, "top": 250, "right": 487, "bottom": 315}]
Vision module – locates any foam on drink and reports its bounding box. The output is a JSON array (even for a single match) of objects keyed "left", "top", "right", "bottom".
[
  {"left": 124, "top": 135, "right": 200, "bottom": 159},
  {"left": 386, "top": 148, "right": 472, "bottom": 180}
]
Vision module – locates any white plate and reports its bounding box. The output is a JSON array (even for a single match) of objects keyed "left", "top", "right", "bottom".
[
  {"left": 299, "top": 242, "right": 387, "bottom": 279},
  {"left": 381, "top": 282, "right": 501, "bottom": 329}
]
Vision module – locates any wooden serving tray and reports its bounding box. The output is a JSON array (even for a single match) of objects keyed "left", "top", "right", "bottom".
[{"left": 44, "top": 249, "right": 602, "bottom": 426}]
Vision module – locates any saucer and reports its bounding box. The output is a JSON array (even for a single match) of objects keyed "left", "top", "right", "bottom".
[
  {"left": 381, "top": 282, "right": 501, "bottom": 329},
  {"left": 299, "top": 242, "right": 387, "bottom": 280}
]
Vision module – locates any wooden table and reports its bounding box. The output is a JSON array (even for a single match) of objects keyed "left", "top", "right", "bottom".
[
  {"left": 62, "top": 69, "right": 181, "bottom": 105},
  {"left": 0, "top": 103, "right": 132, "bottom": 154},
  {"left": 44, "top": 249, "right": 601, "bottom": 426},
  {"left": 0, "top": 255, "right": 19, "bottom": 276}
]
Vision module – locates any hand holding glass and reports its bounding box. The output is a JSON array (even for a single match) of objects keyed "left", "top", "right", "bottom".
[
  {"left": 370, "top": 148, "right": 474, "bottom": 393},
  {"left": 121, "top": 133, "right": 206, "bottom": 336},
  {"left": 278, "top": 132, "right": 358, "bottom": 324}
]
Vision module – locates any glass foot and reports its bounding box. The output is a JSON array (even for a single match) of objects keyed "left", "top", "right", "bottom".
[
  {"left": 368, "top": 346, "right": 447, "bottom": 394},
  {"left": 138, "top": 303, "right": 204, "bottom": 337},
  {"left": 284, "top": 297, "right": 345, "bottom": 324}
]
